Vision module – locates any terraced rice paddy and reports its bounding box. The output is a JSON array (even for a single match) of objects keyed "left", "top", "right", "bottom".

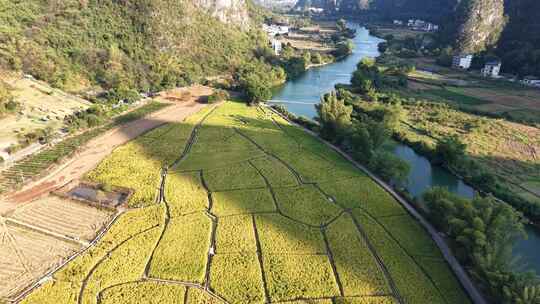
[{"left": 19, "top": 101, "right": 470, "bottom": 304}]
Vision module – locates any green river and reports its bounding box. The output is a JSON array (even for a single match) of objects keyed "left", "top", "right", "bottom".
[{"left": 270, "top": 23, "right": 540, "bottom": 275}]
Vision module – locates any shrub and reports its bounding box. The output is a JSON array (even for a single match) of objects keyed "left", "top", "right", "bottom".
[{"left": 207, "top": 90, "right": 230, "bottom": 104}]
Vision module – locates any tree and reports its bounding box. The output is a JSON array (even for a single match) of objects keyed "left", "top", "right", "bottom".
[
  {"left": 315, "top": 92, "right": 352, "bottom": 143},
  {"left": 435, "top": 135, "right": 466, "bottom": 166},
  {"left": 336, "top": 19, "right": 347, "bottom": 32},
  {"left": 243, "top": 74, "right": 271, "bottom": 104},
  {"left": 312, "top": 52, "right": 323, "bottom": 64},
  {"left": 351, "top": 58, "right": 382, "bottom": 93},
  {"left": 378, "top": 42, "right": 388, "bottom": 53},
  {"left": 368, "top": 151, "right": 410, "bottom": 185},
  {"left": 334, "top": 39, "right": 354, "bottom": 57}
]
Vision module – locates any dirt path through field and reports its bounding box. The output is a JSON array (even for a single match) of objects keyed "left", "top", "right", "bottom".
[{"left": 0, "top": 86, "right": 213, "bottom": 214}]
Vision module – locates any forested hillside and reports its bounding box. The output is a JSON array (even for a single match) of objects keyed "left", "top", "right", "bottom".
[
  {"left": 0, "top": 0, "right": 267, "bottom": 96},
  {"left": 497, "top": 0, "right": 540, "bottom": 76}
]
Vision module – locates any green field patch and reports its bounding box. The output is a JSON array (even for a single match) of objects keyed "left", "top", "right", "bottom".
[
  {"left": 256, "top": 214, "right": 325, "bottom": 254},
  {"left": 177, "top": 149, "right": 264, "bottom": 171},
  {"left": 212, "top": 188, "right": 275, "bottom": 217},
  {"left": 425, "top": 87, "right": 490, "bottom": 106},
  {"left": 327, "top": 214, "right": 391, "bottom": 296},
  {"left": 378, "top": 215, "right": 442, "bottom": 258},
  {"left": 279, "top": 149, "right": 360, "bottom": 183},
  {"left": 319, "top": 177, "right": 406, "bottom": 217},
  {"left": 264, "top": 254, "right": 340, "bottom": 301},
  {"left": 215, "top": 215, "right": 256, "bottom": 253},
  {"left": 81, "top": 228, "right": 162, "bottom": 304},
  {"left": 100, "top": 281, "right": 186, "bottom": 304},
  {"left": 166, "top": 170, "right": 208, "bottom": 217},
  {"left": 417, "top": 257, "right": 471, "bottom": 304},
  {"left": 352, "top": 210, "right": 445, "bottom": 304},
  {"left": 149, "top": 213, "right": 211, "bottom": 283},
  {"left": 250, "top": 157, "right": 299, "bottom": 187},
  {"left": 210, "top": 253, "right": 265, "bottom": 303},
  {"left": 275, "top": 185, "right": 341, "bottom": 226},
  {"left": 192, "top": 127, "right": 257, "bottom": 153},
  {"left": 204, "top": 162, "right": 266, "bottom": 191},
  {"left": 335, "top": 296, "right": 399, "bottom": 304}
]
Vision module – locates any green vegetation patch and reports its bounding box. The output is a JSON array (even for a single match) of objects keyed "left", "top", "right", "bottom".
[
  {"left": 319, "top": 177, "right": 406, "bottom": 217},
  {"left": 166, "top": 170, "right": 208, "bottom": 217},
  {"left": 378, "top": 215, "right": 442, "bottom": 258},
  {"left": 215, "top": 215, "right": 256, "bottom": 253},
  {"left": 204, "top": 161, "right": 266, "bottom": 191},
  {"left": 149, "top": 213, "right": 211, "bottom": 283},
  {"left": 100, "top": 282, "right": 185, "bottom": 304},
  {"left": 327, "top": 214, "right": 391, "bottom": 296},
  {"left": 274, "top": 185, "right": 341, "bottom": 226},
  {"left": 210, "top": 253, "right": 265, "bottom": 303},
  {"left": 212, "top": 188, "right": 275, "bottom": 217},
  {"left": 425, "top": 88, "right": 490, "bottom": 106},
  {"left": 250, "top": 157, "right": 299, "bottom": 187},
  {"left": 177, "top": 149, "right": 265, "bottom": 171},
  {"left": 417, "top": 258, "right": 471, "bottom": 304},
  {"left": 81, "top": 228, "right": 162, "bottom": 304},
  {"left": 352, "top": 210, "right": 445, "bottom": 304},
  {"left": 264, "top": 254, "right": 340, "bottom": 301},
  {"left": 256, "top": 214, "right": 325, "bottom": 254}
]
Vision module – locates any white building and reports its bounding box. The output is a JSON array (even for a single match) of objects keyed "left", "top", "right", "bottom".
[
  {"left": 407, "top": 19, "right": 438, "bottom": 32},
  {"left": 271, "top": 39, "right": 282, "bottom": 55},
  {"left": 308, "top": 7, "right": 324, "bottom": 13},
  {"left": 481, "top": 61, "right": 502, "bottom": 78},
  {"left": 452, "top": 54, "right": 473, "bottom": 69},
  {"left": 393, "top": 20, "right": 403, "bottom": 26},
  {"left": 522, "top": 77, "right": 540, "bottom": 87},
  {"left": 262, "top": 24, "right": 289, "bottom": 37}
]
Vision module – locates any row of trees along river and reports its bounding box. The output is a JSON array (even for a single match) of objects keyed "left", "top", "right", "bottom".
[{"left": 269, "top": 22, "right": 540, "bottom": 275}]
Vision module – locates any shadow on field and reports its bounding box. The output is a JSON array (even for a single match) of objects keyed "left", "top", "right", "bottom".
[{"left": 77, "top": 101, "right": 457, "bottom": 303}]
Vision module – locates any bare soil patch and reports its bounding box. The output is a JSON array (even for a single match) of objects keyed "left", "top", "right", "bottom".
[{"left": 0, "top": 221, "right": 80, "bottom": 299}]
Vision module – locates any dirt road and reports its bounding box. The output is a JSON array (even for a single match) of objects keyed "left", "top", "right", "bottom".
[{"left": 0, "top": 86, "right": 212, "bottom": 214}]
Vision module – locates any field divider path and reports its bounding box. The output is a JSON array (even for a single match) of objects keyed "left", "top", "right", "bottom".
[
  {"left": 348, "top": 210, "right": 404, "bottom": 303},
  {"left": 264, "top": 104, "right": 488, "bottom": 304},
  {"left": 321, "top": 228, "right": 344, "bottom": 297},
  {"left": 144, "top": 104, "right": 219, "bottom": 279},
  {"left": 78, "top": 225, "right": 160, "bottom": 304},
  {"left": 199, "top": 171, "right": 218, "bottom": 291},
  {"left": 251, "top": 214, "right": 271, "bottom": 304}
]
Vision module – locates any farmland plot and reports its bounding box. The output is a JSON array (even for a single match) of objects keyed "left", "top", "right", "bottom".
[
  {"left": 19, "top": 102, "right": 471, "bottom": 304},
  {"left": 0, "top": 223, "right": 80, "bottom": 298},
  {"left": 7, "top": 196, "right": 113, "bottom": 241}
]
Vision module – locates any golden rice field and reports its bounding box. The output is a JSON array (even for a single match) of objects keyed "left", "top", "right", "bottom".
[{"left": 18, "top": 101, "right": 470, "bottom": 304}]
